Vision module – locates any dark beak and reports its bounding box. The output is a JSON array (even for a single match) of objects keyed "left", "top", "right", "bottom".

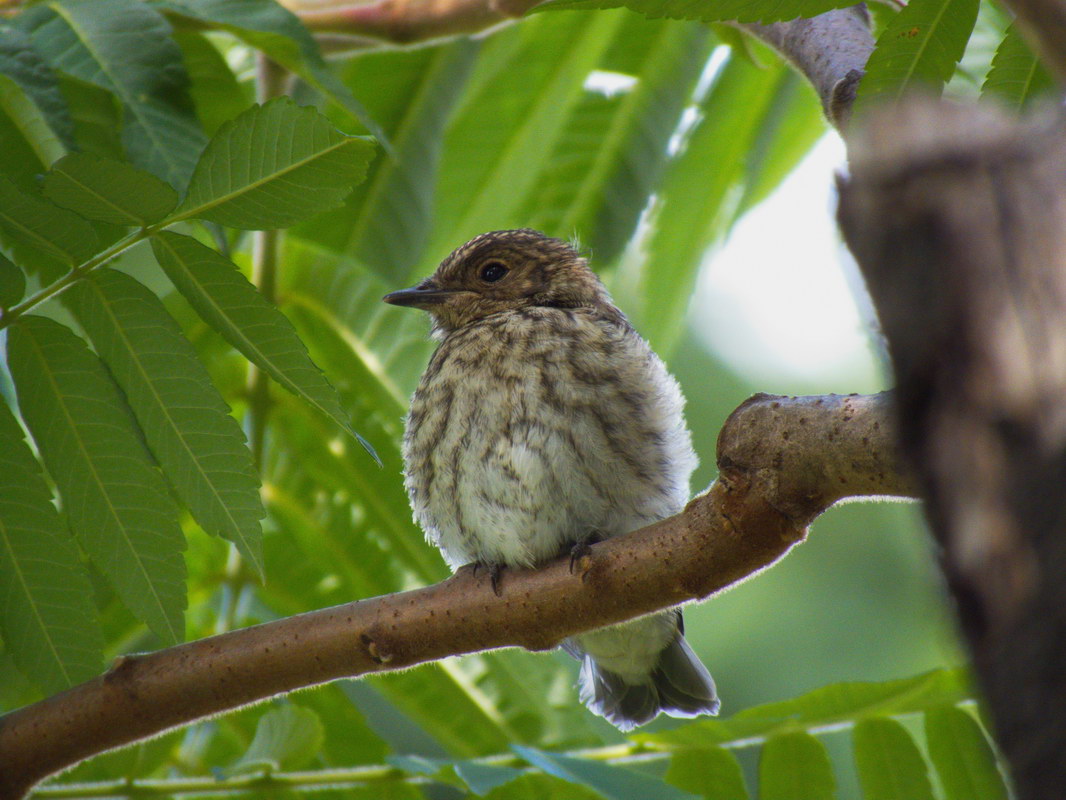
[{"left": 382, "top": 282, "right": 455, "bottom": 309}]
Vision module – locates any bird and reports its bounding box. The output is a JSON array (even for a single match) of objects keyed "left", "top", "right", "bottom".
[{"left": 383, "top": 229, "right": 719, "bottom": 731}]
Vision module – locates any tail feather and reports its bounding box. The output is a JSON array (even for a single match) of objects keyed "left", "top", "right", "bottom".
[{"left": 576, "top": 634, "right": 719, "bottom": 732}]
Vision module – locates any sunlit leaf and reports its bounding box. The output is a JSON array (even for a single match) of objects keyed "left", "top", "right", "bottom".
[
  {"left": 8, "top": 315, "right": 187, "bottom": 644},
  {"left": 636, "top": 669, "right": 971, "bottom": 748},
  {"left": 0, "top": 399, "right": 103, "bottom": 694},
  {"left": 427, "top": 11, "right": 627, "bottom": 264},
  {"left": 665, "top": 746, "right": 749, "bottom": 799},
  {"left": 293, "top": 41, "right": 479, "bottom": 283},
  {"left": 175, "top": 97, "right": 375, "bottom": 230},
  {"left": 759, "top": 732, "right": 834, "bottom": 800},
  {"left": 227, "top": 704, "right": 325, "bottom": 774},
  {"left": 65, "top": 269, "right": 264, "bottom": 577},
  {"left": 925, "top": 705, "right": 1009, "bottom": 800},
  {"left": 622, "top": 54, "right": 793, "bottom": 354},
  {"left": 527, "top": 18, "right": 712, "bottom": 264},
  {"left": 853, "top": 717, "right": 934, "bottom": 800}
]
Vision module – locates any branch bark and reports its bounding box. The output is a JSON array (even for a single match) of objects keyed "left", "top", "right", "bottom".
[
  {"left": 0, "top": 392, "right": 913, "bottom": 799},
  {"left": 839, "top": 98, "right": 1066, "bottom": 800},
  {"left": 736, "top": 7, "right": 873, "bottom": 130}
]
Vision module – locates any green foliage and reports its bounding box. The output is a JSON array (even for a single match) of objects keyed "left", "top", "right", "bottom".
[
  {"left": 8, "top": 315, "right": 188, "bottom": 644},
  {"left": 853, "top": 718, "right": 934, "bottom": 800},
  {"left": 63, "top": 269, "right": 266, "bottom": 577},
  {"left": 0, "top": 0, "right": 1037, "bottom": 796},
  {"left": 0, "top": 399, "right": 102, "bottom": 693},
  {"left": 854, "top": 0, "right": 979, "bottom": 115},
  {"left": 759, "top": 732, "right": 835, "bottom": 800},
  {"left": 925, "top": 705, "right": 1010, "bottom": 800},
  {"left": 981, "top": 22, "right": 1056, "bottom": 110}
]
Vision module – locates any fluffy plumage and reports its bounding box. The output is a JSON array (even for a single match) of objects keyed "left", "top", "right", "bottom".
[{"left": 386, "top": 229, "right": 719, "bottom": 730}]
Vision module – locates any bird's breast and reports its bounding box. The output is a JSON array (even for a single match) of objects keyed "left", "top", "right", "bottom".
[{"left": 402, "top": 309, "right": 697, "bottom": 570}]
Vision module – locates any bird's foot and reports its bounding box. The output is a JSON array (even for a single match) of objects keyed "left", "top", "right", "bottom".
[
  {"left": 466, "top": 561, "right": 504, "bottom": 597},
  {"left": 568, "top": 536, "right": 601, "bottom": 581}
]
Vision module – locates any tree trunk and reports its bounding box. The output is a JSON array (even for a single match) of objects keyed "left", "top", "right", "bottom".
[{"left": 839, "top": 98, "right": 1066, "bottom": 799}]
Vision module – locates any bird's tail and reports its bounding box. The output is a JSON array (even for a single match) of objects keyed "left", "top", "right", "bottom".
[{"left": 575, "top": 632, "right": 719, "bottom": 732}]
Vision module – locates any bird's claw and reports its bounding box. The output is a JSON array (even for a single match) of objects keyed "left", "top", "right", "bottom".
[
  {"left": 569, "top": 541, "right": 595, "bottom": 581},
  {"left": 469, "top": 561, "right": 504, "bottom": 596}
]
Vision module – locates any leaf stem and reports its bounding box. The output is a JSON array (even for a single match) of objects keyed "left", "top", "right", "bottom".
[{"left": 0, "top": 228, "right": 148, "bottom": 329}]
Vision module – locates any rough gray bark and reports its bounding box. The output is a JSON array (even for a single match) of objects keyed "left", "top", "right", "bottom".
[
  {"left": 839, "top": 98, "right": 1066, "bottom": 800},
  {"left": 736, "top": 7, "right": 873, "bottom": 129}
]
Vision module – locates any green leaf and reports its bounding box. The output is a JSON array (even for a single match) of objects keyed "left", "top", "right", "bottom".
[
  {"left": 636, "top": 669, "right": 972, "bottom": 749},
  {"left": 759, "top": 732, "right": 835, "bottom": 800},
  {"left": 7, "top": 315, "right": 187, "bottom": 644},
  {"left": 293, "top": 41, "right": 479, "bottom": 283},
  {"left": 854, "top": 0, "right": 979, "bottom": 115},
  {"left": 665, "top": 746, "right": 749, "bottom": 799},
  {"left": 455, "top": 760, "right": 525, "bottom": 794},
  {"left": 154, "top": 0, "right": 389, "bottom": 147},
  {"left": 0, "top": 24, "right": 75, "bottom": 149},
  {"left": 43, "top": 153, "right": 179, "bottom": 226},
  {"left": 0, "top": 72, "right": 66, "bottom": 190},
  {"left": 980, "top": 22, "right": 1055, "bottom": 112},
  {"left": 528, "top": 18, "right": 712, "bottom": 264},
  {"left": 0, "top": 398, "right": 103, "bottom": 694},
  {"left": 732, "top": 69, "right": 826, "bottom": 220},
  {"left": 150, "top": 231, "right": 374, "bottom": 460},
  {"left": 20, "top": 0, "right": 206, "bottom": 188},
  {"left": 531, "top": 0, "right": 855, "bottom": 24},
  {"left": 621, "top": 54, "right": 792, "bottom": 354},
  {"left": 175, "top": 97, "right": 375, "bottom": 230},
  {"left": 924, "top": 705, "right": 1009, "bottom": 800},
  {"left": 853, "top": 718, "right": 934, "bottom": 800},
  {"left": 427, "top": 11, "right": 626, "bottom": 264},
  {"left": 485, "top": 774, "right": 604, "bottom": 800},
  {"left": 0, "top": 174, "right": 98, "bottom": 279},
  {"left": 514, "top": 745, "right": 697, "bottom": 800},
  {"left": 228, "top": 704, "right": 325, "bottom": 774},
  {"left": 172, "top": 31, "right": 250, "bottom": 137},
  {"left": 64, "top": 269, "right": 265, "bottom": 578},
  {"left": 57, "top": 74, "right": 124, "bottom": 160},
  {"left": 0, "top": 251, "right": 25, "bottom": 307}
]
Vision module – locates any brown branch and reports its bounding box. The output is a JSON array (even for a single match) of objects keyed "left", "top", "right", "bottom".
[
  {"left": 0, "top": 392, "right": 912, "bottom": 799},
  {"left": 279, "top": 0, "right": 528, "bottom": 45},
  {"left": 735, "top": 7, "right": 873, "bottom": 130},
  {"left": 839, "top": 98, "right": 1066, "bottom": 800}
]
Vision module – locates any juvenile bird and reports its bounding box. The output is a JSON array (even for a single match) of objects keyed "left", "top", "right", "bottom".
[{"left": 384, "top": 229, "right": 719, "bottom": 730}]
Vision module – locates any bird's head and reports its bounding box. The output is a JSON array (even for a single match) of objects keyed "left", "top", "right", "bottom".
[{"left": 383, "top": 229, "right": 610, "bottom": 334}]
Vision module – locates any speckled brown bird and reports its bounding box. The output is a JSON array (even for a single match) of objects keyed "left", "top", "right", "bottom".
[{"left": 384, "top": 229, "right": 718, "bottom": 731}]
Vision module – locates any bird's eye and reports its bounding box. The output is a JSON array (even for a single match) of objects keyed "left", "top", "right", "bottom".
[{"left": 479, "top": 261, "right": 509, "bottom": 283}]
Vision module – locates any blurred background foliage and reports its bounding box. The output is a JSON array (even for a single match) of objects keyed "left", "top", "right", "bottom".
[{"left": 0, "top": 0, "right": 1052, "bottom": 795}]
